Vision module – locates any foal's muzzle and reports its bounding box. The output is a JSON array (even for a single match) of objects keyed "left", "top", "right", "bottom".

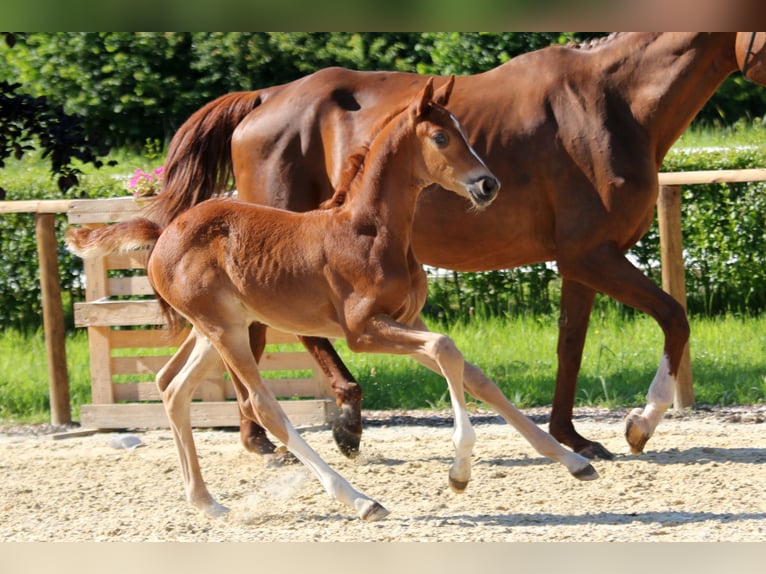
[{"left": 467, "top": 175, "right": 500, "bottom": 207}]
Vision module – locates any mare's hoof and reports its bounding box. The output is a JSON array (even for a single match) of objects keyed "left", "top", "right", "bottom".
[
  {"left": 332, "top": 423, "right": 362, "bottom": 459},
  {"left": 577, "top": 441, "right": 615, "bottom": 461},
  {"left": 571, "top": 463, "right": 599, "bottom": 481},
  {"left": 242, "top": 435, "right": 279, "bottom": 456},
  {"left": 263, "top": 446, "right": 299, "bottom": 467},
  {"left": 625, "top": 408, "right": 651, "bottom": 454},
  {"left": 360, "top": 501, "right": 390, "bottom": 522}
]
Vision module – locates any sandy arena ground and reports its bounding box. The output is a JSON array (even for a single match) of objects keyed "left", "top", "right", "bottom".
[{"left": 1, "top": 405, "right": 765, "bottom": 542}]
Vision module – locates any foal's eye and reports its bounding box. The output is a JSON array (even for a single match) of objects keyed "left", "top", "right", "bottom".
[{"left": 431, "top": 131, "right": 449, "bottom": 147}]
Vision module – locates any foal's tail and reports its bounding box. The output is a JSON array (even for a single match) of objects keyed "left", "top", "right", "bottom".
[
  {"left": 65, "top": 218, "right": 162, "bottom": 260},
  {"left": 65, "top": 219, "right": 188, "bottom": 333},
  {"left": 146, "top": 90, "right": 265, "bottom": 228}
]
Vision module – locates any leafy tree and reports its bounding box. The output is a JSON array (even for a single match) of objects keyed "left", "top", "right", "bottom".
[{"left": 0, "top": 33, "right": 112, "bottom": 196}]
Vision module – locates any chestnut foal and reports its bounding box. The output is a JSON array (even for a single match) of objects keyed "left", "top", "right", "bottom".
[{"left": 67, "top": 78, "right": 597, "bottom": 521}]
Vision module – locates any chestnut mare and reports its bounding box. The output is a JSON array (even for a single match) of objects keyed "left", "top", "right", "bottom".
[
  {"left": 150, "top": 32, "right": 766, "bottom": 461},
  {"left": 68, "top": 79, "right": 597, "bottom": 520}
]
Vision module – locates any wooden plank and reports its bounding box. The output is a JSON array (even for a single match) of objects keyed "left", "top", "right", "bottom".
[
  {"left": 80, "top": 399, "right": 337, "bottom": 429},
  {"left": 259, "top": 351, "right": 319, "bottom": 372},
  {"left": 0, "top": 199, "right": 79, "bottom": 214},
  {"left": 112, "top": 379, "right": 226, "bottom": 402},
  {"left": 657, "top": 168, "right": 766, "bottom": 186},
  {"left": 111, "top": 349, "right": 321, "bottom": 377},
  {"left": 88, "top": 326, "right": 114, "bottom": 404},
  {"left": 66, "top": 197, "right": 144, "bottom": 223},
  {"left": 83, "top": 251, "right": 108, "bottom": 301},
  {"left": 109, "top": 328, "right": 189, "bottom": 349},
  {"left": 74, "top": 300, "right": 164, "bottom": 327},
  {"left": 111, "top": 355, "right": 171, "bottom": 376},
  {"left": 108, "top": 275, "right": 154, "bottom": 296},
  {"left": 104, "top": 251, "right": 149, "bottom": 270}
]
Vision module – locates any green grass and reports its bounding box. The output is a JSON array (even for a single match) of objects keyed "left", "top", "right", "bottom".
[
  {"left": 671, "top": 120, "right": 766, "bottom": 150},
  {"left": 4, "top": 312, "right": 763, "bottom": 425}
]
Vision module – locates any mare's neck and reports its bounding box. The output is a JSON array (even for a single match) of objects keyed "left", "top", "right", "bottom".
[{"left": 608, "top": 33, "right": 738, "bottom": 162}]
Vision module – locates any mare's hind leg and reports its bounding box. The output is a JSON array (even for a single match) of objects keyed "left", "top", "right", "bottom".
[
  {"left": 550, "top": 279, "right": 615, "bottom": 460},
  {"left": 238, "top": 328, "right": 363, "bottom": 459},
  {"left": 298, "top": 335, "right": 363, "bottom": 458},
  {"left": 405, "top": 318, "right": 598, "bottom": 481},
  {"left": 559, "top": 243, "right": 689, "bottom": 455},
  {"left": 211, "top": 322, "right": 388, "bottom": 521},
  {"left": 156, "top": 329, "right": 229, "bottom": 516},
  {"left": 237, "top": 323, "right": 280, "bottom": 456}
]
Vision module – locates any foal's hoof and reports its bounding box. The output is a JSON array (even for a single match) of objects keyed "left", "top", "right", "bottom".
[
  {"left": 359, "top": 500, "right": 390, "bottom": 522},
  {"left": 448, "top": 474, "right": 469, "bottom": 494},
  {"left": 571, "top": 463, "right": 599, "bottom": 481},
  {"left": 332, "top": 423, "right": 362, "bottom": 459},
  {"left": 625, "top": 408, "right": 651, "bottom": 454},
  {"left": 197, "top": 500, "right": 230, "bottom": 518}
]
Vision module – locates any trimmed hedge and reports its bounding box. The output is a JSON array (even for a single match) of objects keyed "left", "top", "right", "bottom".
[
  {"left": 1, "top": 147, "right": 764, "bottom": 329},
  {"left": 428, "top": 146, "right": 766, "bottom": 321}
]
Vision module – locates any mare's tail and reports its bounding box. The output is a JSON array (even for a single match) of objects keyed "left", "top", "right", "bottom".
[{"left": 146, "top": 90, "right": 265, "bottom": 227}]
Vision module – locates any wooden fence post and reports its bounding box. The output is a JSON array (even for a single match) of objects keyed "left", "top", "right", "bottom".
[
  {"left": 34, "top": 213, "right": 71, "bottom": 425},
  {"left": 656, "top": 185, "right": 694, "bottom": 410}
]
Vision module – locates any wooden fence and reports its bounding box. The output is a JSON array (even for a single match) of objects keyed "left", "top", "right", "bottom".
[{"left": 1, "top": 166, "right": 765, "bottom": 426}]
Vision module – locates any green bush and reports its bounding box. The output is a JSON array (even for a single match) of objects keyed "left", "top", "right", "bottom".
[
  {"left": 425, "top": 144, "right": 766, "bottom": 322},
  {"left": 632, "top": 145, "right": 766, "bottom": 316},
  {"left": 0, "top": 155, "right": 129, "bottom": 328}
]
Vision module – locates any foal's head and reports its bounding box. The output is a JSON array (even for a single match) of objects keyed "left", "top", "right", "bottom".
[{"left": 407, "top": 76, "right": 500, "bottom": 209}]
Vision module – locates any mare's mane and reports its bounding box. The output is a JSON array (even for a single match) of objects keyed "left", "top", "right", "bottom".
[{"left": 567, "top": 32, "right": 622, "bottom": 50}]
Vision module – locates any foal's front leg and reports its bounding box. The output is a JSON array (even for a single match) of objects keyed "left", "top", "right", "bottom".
[
  {"left": 348, "top": 315, "right": 476, "bottom": 493},
  {"left": 404, "top": 317, "right": 599, "bottom": 481}
]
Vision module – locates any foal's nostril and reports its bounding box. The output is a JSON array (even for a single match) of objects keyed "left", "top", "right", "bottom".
[{"left": 479, "top": 176, "right": 500, "bottom": 198}]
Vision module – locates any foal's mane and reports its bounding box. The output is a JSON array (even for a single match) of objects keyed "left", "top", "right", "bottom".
[{"left": 320, "top": 102, "right": 410, "bottom": 210}]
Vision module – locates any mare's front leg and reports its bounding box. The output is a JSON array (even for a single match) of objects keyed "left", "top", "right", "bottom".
[
  {"left": 348, "top": 315, "right": 476, "bottom": 493},
  {"left": 558, "top": 243, "right": 690, "bottom": 455},
  {"left": 550, "top": 278, "right": 615, "bottom": 460}
]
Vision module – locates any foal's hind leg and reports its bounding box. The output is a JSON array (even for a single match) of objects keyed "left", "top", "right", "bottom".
[
  {"left": 157, "top": 329, "right": 229, "bottom": 516},
  {"left": 237, "top": 323, "right": 282, "bottom": 457},
  {"left": 210, "top": 323, "right": 388, "bottom": 521}
]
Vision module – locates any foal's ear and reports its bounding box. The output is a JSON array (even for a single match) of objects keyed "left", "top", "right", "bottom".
[
  {"left": 415, "top": 77, "right": 435, "bottom": 117},
  {"left": 433, "top": 75, "right": 455, "bottom": 107}
]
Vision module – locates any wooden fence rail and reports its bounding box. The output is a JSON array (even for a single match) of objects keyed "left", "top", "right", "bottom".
[{"left": 1, "top": 167, "right": 765, "bottom": 425}]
